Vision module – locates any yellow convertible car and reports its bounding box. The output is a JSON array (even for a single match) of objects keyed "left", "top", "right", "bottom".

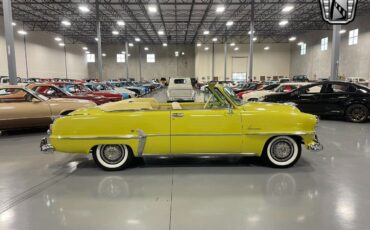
[{"left": 41, "top": 83, "right": 323, "bottom": 170}]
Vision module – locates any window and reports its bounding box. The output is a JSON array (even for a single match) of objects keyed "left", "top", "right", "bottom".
[
  {"left": 147, "top": 54, "right": 155, "bottom": 63},
  {"left": 349, "top": 29, "right": 359, "bottom": 45},
  {"left": 300, "top": 84, "right": 323, "bottom": 94},
  {"left": 300, "top": 43, "right": 306, "bottom": 55},
  {"left": 174, "top": 79, "right": 186, "bottom": 84},
  {"left": 231, "top": 72, "right": 246, "bottom": 82},
  {"left": 321, "top": 37, "right": 328, "bottom": 51},
  {"left": 87, "top": 54, "right": 95, "bottom": 63},
  {"left": 117, "top": 53, "right": 126, "bottom": 63},
  {"left": 326, "top": 84, "right": 357, "bottom": 93}
]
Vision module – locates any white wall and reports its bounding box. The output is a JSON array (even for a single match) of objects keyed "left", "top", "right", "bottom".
[
  {"left": 195, "top": 43, "right": 291, "bottom": 82},
  {"left": 87, "top": 44, "right": 195, "bottom": 81},
  {"left": 0, "top": 17, "right": 88, "bottom": 79},
  {"left": 290, "top": 13, "right": 370, "bottom": 80}
]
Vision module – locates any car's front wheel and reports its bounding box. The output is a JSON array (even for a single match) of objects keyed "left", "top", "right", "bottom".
[
  {"left": 92, "top": 144, "right": 133, "bottom": 171},
  {"left": 345, "top": 104, "right": 369, "bottom": 123},
  {"left": 264, "top": 136, "right": 301, "bottom": 168}
]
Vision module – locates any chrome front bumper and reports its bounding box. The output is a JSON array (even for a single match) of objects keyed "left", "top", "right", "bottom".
[
  {"left": 307, "top": 135, "right": 323, "bottom": 152},
  {"left": 40, "top": 137, "right": 54, "bottom": 153}
]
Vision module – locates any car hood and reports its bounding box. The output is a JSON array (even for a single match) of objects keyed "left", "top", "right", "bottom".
[
  {"left": 241, "top": 102, "right": 300, "bottom": 113},
  {"left": 47, "top": 98, "right": 96, "bottom": 106}
]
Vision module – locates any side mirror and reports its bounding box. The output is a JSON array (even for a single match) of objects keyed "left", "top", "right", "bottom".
[{"left": 32, "top": 98, "right": 41, "bottom": 103}]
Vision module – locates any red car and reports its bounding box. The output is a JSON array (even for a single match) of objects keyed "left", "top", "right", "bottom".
[
  {"left": 27, "top": 83, "right": 112, "bottom": 105},
  {"left": 51, "top": 82, "right": 123, "bottom": 103}
]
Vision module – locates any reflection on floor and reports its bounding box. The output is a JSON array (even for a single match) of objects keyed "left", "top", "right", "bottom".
[{"left": 0, "top": 90, "right": 370, "bottom": 230}]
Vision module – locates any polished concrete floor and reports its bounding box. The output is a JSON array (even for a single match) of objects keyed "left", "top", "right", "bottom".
[{"left": 1, "top": 90, "right": 370, "bottom": 229}]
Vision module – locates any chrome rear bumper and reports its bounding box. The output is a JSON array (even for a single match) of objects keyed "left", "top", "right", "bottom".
[
  {"left": 307, "top": 142, "right": 324, "bottom": 151},
  {"left": 40, "top": 137, "right": 54, "bottom": 153}
]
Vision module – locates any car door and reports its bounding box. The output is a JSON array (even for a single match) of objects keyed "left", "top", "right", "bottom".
[
  {"left": 294, "top": 84, "right": 325, "bottom": 115},
  {"left": 0, "top": 88, "right": 52, "bottom": 129},
  {"left": 170, "top": 105, "right": 242, "bottom": 154},
  {"left": 319, "top": 83, "right": 356, "bottom": 115}
]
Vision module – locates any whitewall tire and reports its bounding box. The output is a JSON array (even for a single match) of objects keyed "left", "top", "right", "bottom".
[
  {"left": 92, "top": 145, "right": 133, "bottom": 171},
  {"left": 265, "top": 136, "right": 301, "bottom": 168}
]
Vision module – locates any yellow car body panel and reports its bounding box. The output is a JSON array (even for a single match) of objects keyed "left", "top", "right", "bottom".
[{"left": 48, "top": 84, "right": 319, "bottom": 157}]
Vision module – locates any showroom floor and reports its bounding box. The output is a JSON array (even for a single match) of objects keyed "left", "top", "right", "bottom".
[{"left": 1, "top": 90, "right": 370, "bottom": 230}]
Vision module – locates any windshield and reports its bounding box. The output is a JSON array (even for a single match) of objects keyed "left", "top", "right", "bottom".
[{"left": 223, "top": 87, "right": 243, "bottom": 106}]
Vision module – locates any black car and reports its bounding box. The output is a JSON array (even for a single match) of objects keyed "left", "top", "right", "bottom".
[
  {"left": 262, "top": 81, "right": 370, "bottom": 123},
  {"left": 292, "top": 75, "right": 310, "bottom": 82}
]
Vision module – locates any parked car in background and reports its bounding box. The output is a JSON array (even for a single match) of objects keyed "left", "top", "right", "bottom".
[
  {"left": 120, "top": 81, "right": 147, "bottom": 96},
  {"left": 84, "top": 82, "right": 136, "bottom": 99},
  {"left": 242, "top": 82, "right": 309, "bottom": 102},
  {"left": 0, "top": 85, "right": 95, "bottom": 130},
  {"left": 346, "top": 77, "right": 369, "bottom": 87},
  {"left": 167, "top": 78, "right": 195, "bottom": 102},
  {"left": 53, "top": 82, "right": 123, "bottom": 102},
  {"left": 262, "top": 81, "right": 370, "bottom": 123},
  {"left": 279, "top": 78, "right": 290, "bottom": 83},
  {"left": 27, "top": 83, "right": 111, "bottom": 105},
  {"left": 292, "top": 75, "right": 310, "bottom": 82},
  {"left": 233, "top": 82, "right": 264, "bottom": 95},
  {"left": 237, "top": 83, "right": 280, "bottom": 99},
  {"left": 41, "top": 82, "right": 322, "bottom": 170}
]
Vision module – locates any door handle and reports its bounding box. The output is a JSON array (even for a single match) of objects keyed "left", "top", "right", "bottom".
[{"left": 172, "top": 113, "right": 184, "bottom": 118}]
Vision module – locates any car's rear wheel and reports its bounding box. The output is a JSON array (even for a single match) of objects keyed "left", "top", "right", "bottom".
[
  {"left": 264, "top": 136, "right": 301, "bottom": 168},
  {"left": 92, "top": 144, "right": 133, "bottom": 171},
  {"left": 345, "top": 104, "right": 369, "bottom": 123}
]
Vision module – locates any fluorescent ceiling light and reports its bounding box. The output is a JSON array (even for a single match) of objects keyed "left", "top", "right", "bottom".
[
  {"left": 117, "top": 20, "right": 125, "bottom": 26},
  {"left": 102, "top": 53, "right": 106, "bottom": 57},
  {"left": 216, "top": 5, "right": 225, "bottom": 13},
  {"left": 144, "top": 47, "right": 149, "bottom": 51},
  {"left": 253, "top": 37, "right": 257, "bottom": 41},
  {"left": 163, "top": 43, "right": 168, "bottom": 47},
  {"left": 279, "top": 20, "right": 289, "bottom": 26},
  {"left": 82, "top": 47, "right": 88, "bottom": 50},
  {"left": 17, "top": 30, "right": 27, "bottom": 35},
  {"left": 112, "top": 30, "right": 119, "bottom": 35},
  {"left": 85, "top": 51, "right": 90, "bottom": 54},
  {"left": 248, "top": 30, "right": 255, "bottom": 35},
  {"left": 264, "top": 46, "right": 270, "bottom": 50},
  {"left": 197, "top": 43, "right": 202, "bottom": 47},
  {"left": 297, "top": 42, "right": 304, "bottom": 46},
  {"left": 226, "top": 21, "right": 234, "bottom": 27},
  {"left": 203, "top": 30, "right": 210, "bottom": 35},
  {"left": 95, "top": 37, "right": 98, "bottom": 41},
  {"left": 289, "top": 36, "right": 297, "bottom": 41},
  {"left": 58, "top": 42, "right": 65, "bottom": 47},
  {"left": 340, "top": 29, "right": 347, "bottom": 34},
  {"left": 204, "top": 47, "right": 209, "bottom": 51},
  {"left": 230, "top": 42, "right": 235, "bottom": 47},
  {"left": 234, "top": 47, "right": 239, "bottom": 51},
  {"left": 212, "top": 37, "right": 218, "bottom": 42},
  {"left": 129, "top": 43, "right": 134, "bottom": 47},
  {"left": 175, "top": 51, "right": 179, "bottom": 56},
  {"left": 181, "top": 52, "right": 185, "bottom": 55},
  {"left": 158, "top": 30, "right": 165, "bottom": 35},
  {"left": 282, "top": 5, "right": 294, "bottom": 13},
  {"left": 135, "top": 37, "right": 141, "bottom": 42},
  {"left": 61, "top": 20, "right": 71, "bottom": 26},
  {"left": 12, "top": 22, "right": 16, "bottom": 26},
  {"left": 78, "top": 5, "right": 90, "bottom": 13},
  {"left": 148, "top": 5, "right": 157, "bottom": 13},
  {"left": 54, "top": 37, "right": 62, "bottom": 42}
]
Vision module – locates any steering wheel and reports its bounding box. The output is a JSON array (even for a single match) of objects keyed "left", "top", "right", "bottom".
[{"left": 24, "top": 93, "right": 33, "bottom": 102}]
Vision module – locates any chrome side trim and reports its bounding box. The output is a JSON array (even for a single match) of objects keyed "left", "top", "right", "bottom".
[
  {"left": 136, "top": 129, "right": 147, "bottom": 157},
  {"left": 55, "top": 131, "right": 315, "bottom": 140},
  {"left": 142, "top": 153, "right": 257, "bottom": 157}
]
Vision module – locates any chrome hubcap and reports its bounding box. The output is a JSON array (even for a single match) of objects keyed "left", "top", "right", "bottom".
[
  {"left": 101, "top": 145, "right": 124, "bottom": 164},
  {"left": 352, "top": 108, "right": 365, "bottom": 121},
  {"left": 271, "top": 140, "right": 294, "bottom": 162}
]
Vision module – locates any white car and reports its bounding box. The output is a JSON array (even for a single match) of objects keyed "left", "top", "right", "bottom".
[
  {"left": 242, "top": 82, "right": 310, "bottom": 102},
  {"left": 167, "top": 78, "right": 195, "bottom": 102}
]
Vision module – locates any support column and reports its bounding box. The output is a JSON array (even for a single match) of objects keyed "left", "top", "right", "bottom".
[
  {"left": 248, "top": 0, "right": 255, "bottom": 82},
  {"left": 330, "top": 25, "right": 341, "bottom": 80},
  {"left": 2, "top": 0, "right": 17, "bottom": 85},
  {"left": 223, "top": 29, "right": 228, "bottom": 81},
  {"left": 212, "top": 42, "right": 215, "bottom": 78},
  {"left": 96, "top": 1, "right": 103, "bottom": 81},
  {"left": 138, "top": 44, "right": 142, "bottom": 81},
  {"left": 63, "top": 37, "right": 68, "bottom": 79},
  {"left": 23, "top": 24, "right": 29, "bottom": 80},
  {"left": 125, "top": 41, "right": 129, "bottom": 80}
]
